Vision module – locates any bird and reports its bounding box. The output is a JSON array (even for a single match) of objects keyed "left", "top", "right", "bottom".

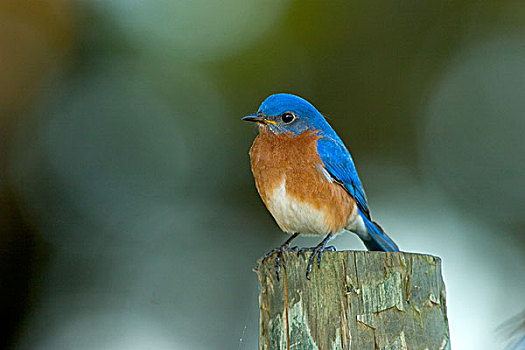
[{"left": 242, "top": 93, "right": 399, "bottom": 279}]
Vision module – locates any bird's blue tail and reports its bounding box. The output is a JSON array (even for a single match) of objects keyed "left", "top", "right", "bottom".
[{"left": 359, "top": 211, "right": 399, "bottom": 252}]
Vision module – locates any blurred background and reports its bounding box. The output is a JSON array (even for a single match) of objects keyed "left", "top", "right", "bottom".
[{"left": 1, "top": 1, "right": 524, "bottom": 349}]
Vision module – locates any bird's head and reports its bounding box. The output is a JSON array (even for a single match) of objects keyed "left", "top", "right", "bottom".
[{"left": 242, "top": 93, "right": 329, "bottom": 136}]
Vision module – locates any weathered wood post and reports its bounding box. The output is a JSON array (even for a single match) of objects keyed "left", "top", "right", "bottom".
[{"left": 256, "top": 251, "right": 450, "bottom": 349}]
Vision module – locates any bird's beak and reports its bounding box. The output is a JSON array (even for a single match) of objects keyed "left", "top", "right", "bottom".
[{"left": 242, "top": 113, "right": 277, "bottom": 125}]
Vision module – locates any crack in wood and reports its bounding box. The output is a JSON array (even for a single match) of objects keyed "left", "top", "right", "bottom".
[{"left": 283, "top": 263, "right": 290, "bottom": 350}]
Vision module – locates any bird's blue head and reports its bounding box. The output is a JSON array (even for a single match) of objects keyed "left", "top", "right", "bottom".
[{"left": 242, "top": 93, "right": 333, "bottom": 136}]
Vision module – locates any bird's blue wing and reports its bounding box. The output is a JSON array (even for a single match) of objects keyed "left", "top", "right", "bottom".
[{"left": 316, "top": 136, "right": 370, "bottom": 218}]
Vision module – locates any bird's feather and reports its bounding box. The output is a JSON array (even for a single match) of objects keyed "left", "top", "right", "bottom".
[{"left": 316, "top": 136, "right": 370, "bottom": 219}]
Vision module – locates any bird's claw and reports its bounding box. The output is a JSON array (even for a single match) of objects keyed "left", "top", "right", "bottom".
[
  {"left": 305, "top": 234, "right": 335, "bottom": 280},
  {"left": 262, "top": 233, "right": 300, "bottom": 281},
  {"left": 262, "top": 233, "right": 335, "bottom": 281},
  {"left": 263, "top": 245, "right": 299, "bottom": 281}
]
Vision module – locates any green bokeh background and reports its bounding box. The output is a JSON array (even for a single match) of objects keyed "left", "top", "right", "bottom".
[{"left": 1, "top": 1, "right": 524, "bottom": 349}]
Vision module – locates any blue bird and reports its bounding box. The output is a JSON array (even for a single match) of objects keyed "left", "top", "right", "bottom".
[{"left": 243, "top": 93, "right": 399, "bottom": 279}]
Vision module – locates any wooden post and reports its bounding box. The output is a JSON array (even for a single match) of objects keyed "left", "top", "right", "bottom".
[{"left": 256, "top": 251, "right": 450, "bottom": 349}]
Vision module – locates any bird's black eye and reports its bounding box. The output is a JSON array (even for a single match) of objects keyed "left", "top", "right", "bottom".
[{"left": 281, "top": 112, "right": 295, "bottom": 123}]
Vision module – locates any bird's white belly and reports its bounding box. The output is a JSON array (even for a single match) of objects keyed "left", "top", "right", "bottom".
[{"left": 266, "top": 180, "right": 331, "bottom": 236}]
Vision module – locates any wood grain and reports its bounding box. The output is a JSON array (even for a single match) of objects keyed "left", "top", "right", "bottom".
[{"left": 256, "top": 251, "right": 450, "bottom": 350}]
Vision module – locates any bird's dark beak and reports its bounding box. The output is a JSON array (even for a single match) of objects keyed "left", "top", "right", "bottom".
[{"left": 242, "top": 113, "right": 277, "bottom": 125}]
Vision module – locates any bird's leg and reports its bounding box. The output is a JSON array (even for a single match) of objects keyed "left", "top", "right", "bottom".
[
  {"left": 305, "top": 233, "right": 335, "bottom": 280},
  {"left": 263, "top": 232, "right": 300, "bottom": 281}
]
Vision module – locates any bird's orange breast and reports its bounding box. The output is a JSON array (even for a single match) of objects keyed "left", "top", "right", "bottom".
[{"left": 249, "top": 127, "right": 356, "bottom": 235}]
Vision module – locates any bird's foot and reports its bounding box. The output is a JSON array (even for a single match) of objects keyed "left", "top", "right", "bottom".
[
  {"left": 303, "top": 234, "right": 335, "bottom": 280},
  {"left": 262, "top": 233, "right": 299, "bottom": 281}
]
